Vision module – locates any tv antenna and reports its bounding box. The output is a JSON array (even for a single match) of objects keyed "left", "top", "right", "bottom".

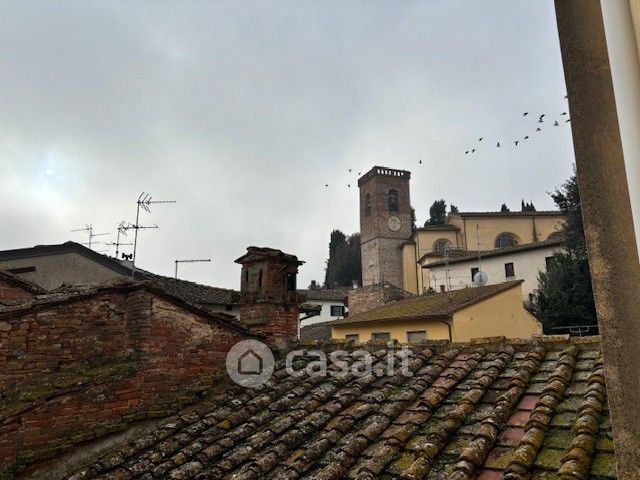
[
  {"left": 104, "top": 221, "right": 133, "bottom": 258},
  {"left": 174, "top": 259, "right": 212, "bottom": 280},
  {"left": 71, "top": 224, "right": 109, "bottom": 249},
  {"left": 131, "top": 191, "right": 175, "bottom": 278}
]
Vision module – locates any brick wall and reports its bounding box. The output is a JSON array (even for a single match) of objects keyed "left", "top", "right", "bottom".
[
  {"left": 0, "top": 279, "right": 36, "bottom": 301},
  {"left": 347, "top": 283, "right": 414, "bottom": 317},
  {"left": 0, "top": 286, "right": 251, "bottom": 473},
  {"left": 239, "top": 302, "right": 299, "bottom": 348}
]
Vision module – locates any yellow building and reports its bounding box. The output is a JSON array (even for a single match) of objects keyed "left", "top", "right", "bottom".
[
  {"left": 332, "top": 280, "right": 542, "bottom": 343},
  {"left": 401, "top": 211, "right": 565, "bottom": 294}
]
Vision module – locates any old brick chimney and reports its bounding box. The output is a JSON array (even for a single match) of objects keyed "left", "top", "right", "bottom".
[{"left": 235, "top": 247, "right": 304, "bottom": 349}]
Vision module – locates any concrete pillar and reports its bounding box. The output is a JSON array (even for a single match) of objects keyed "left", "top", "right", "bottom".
[{"left": 554, "top": 1, "right": 640, "bottom": 478}]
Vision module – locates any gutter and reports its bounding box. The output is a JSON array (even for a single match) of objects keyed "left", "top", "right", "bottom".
[{"left": 438, "top": 319, "right": 453, "bottom": 341}]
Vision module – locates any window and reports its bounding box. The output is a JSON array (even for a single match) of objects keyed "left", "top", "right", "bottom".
[
  {"left": 471, "top": 267, "right": 479, "bottom": 282},
  {"left": 225, "top": 305, "right": 233, "bottom": 311},
  {"left": 505, "top": 262, "right": 515, "bottom": 278},
  {"left": 407, "top": 331, "right": 426, "bottom": 343},
  {"left": 372, "top": 332, "right": 390, "bottom": 341},
  {"left": 495, "top": 233, "right": 519, "bottom": 248},
  {"left": 7, "top": 266, "right": 36, "bottom": 274},
  {"left": 433, "top": 239, "right": 452, "bottom": 254},
  {"left": 258, "top": 269, "right": 263, "bottom": 288},
  {"left": 244, "top": 269, "right": 249, "bottom": 285},
  {"left": 345, "top": 334, "right": 360, "bottom": 342},
  {"left": 547, "top": 231, "right": 563, "bottom": 241},
  {"left": 365, "top": 193, "right": 371, "bottom": 217},
  {"left": 388, "top": 189, "right": 399, "bottom": 212},
  {"left": 545, "top": 256, "right": 556, "bottom": 270},
  {"left": 330, "top": 305, "right": 345, "bottom": 317},
  {"left": 286, "top": 272, "right": 296, "bottom": 291}
]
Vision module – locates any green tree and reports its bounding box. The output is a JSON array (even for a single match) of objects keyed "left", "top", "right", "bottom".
[
  {"left": 425, "top": 199, "right": 447, "bottom": 226},
  {"left": 533, "top": 168, "right": 596, "bottom": 332},
  {"left": 324, "top": 230, "right": 362, "bottom": 288},
  {"left": 500, "top": 203, "right": 510, "bottom": 212},
  {"left": 450, "top": 204, "right": 459, "bottom": 213}
]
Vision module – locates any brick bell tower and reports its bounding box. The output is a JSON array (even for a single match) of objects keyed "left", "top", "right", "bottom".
[
  {"left": 235, "top": 247, "right": 304, "bottom": 349},
  {"left": 358, "top": 166, "right": 412, "bottom": 288}
]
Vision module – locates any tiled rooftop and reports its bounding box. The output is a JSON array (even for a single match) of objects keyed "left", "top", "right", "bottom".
[
  {"left": 334, "top": 281, "right": 523, "bottom": 326},
  {"left": 64, "top": 337, "right": 614, "bottom": 480}
]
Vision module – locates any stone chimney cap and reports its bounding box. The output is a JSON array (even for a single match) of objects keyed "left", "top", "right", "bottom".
[{"left": 234, "top": 246, "right": 304, "bottom": 266}]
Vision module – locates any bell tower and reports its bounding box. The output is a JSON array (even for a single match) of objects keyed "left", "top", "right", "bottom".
[{"left": 358, "top": 166, "right": 412, "bottom": 288}]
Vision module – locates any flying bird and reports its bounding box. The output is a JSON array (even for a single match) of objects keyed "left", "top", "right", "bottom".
[
  {"left": 524, "top": 136, "right": 529, "bottom": 140},
  {"left": 419, "top": 159, "right": 422, "bottom": 164},
  {"left": 565, "top": 118, "right": 571, "bottom": 123},
  {"left": 347, "top": 184, "right": 351, "bottom": 188},
  {"left": 478, "top": 137, "right": 483, "bottom": 142},
  {"left": 348, "top": 168, "right": 352, "bottom": 173},
  {"left": 538, "top": 118, "right": 544, "bottom": 123},
  {"left": 561, "top": 112, "right": 567, "bottom": 116},
  {"left": 471, "top": 149, "right": 475, "bottom": 153},
  {"left": 539, "top": 114, "right": 545, "bottom": 119},
  {"left": 465, "top": 151, "right": 469, "bottom": 154},
  {"left": 536, "top": 127, "right": 541, "bottom": 131},
  {"left": 325, "top": 184, "right": 328, "bottom": 187},
  {"left": 514, "top": 140, "right": 519, "bottom": 146},
  {"left": 496, "top": 142, "right": 500, "bottom": 147},
  {"left": 564, "top": 94, "right": 568, "bottom": 99},
  {"left": 554, "top": 121, "right": 559, "bottom": 126},
  {"left": 358, "top": 171, "right": 361, "bottom": 175},
  {"left": 522, "top": 112, "right": 529, "bottom": 116}
]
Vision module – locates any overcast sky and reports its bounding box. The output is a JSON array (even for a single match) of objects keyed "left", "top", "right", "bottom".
[{"left": 0, "top": 1, "right": 575, "bottom": 289}]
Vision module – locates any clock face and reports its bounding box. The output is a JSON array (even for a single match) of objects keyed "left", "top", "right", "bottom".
[{"left": 388, "top": 216, "right": 401, "bottom": 232}]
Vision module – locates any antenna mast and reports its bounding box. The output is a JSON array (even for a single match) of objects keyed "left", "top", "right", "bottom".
[
  {"left": 71, "top": 224, "right": 109, "bottom": 249},
  {"left": 174, "top": 259, "right": 212, "bottom": 280},
  {"left": 131, "top": 192, "right": 176, "bottom": 278},
  {"left": 476, "top": 223, "right": 483, "bottom": 272},
  {"left": 104, "top": 221, "right": 133, "bottom": 258}
]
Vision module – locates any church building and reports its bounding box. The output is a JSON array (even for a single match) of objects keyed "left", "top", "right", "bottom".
[{"left": 358, "top": 166, "right": 566, "bottom": 295}]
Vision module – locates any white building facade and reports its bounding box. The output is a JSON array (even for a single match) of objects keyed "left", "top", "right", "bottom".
[
  {"left": 298, "top": 288, "right": 349, "bottom": 327},
  {"left": 424, "top": 240, "right": 564, "bottom": 302}
]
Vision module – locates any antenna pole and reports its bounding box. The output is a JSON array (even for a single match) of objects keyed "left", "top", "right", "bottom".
[
  {"left": 476, "top": 224, "right": 483, "bottom": 272},
  {"left": 131, "top": 191, "right": 176, "bottom": 279},
  {"left": 72, "top": 224, "right": 109, "bottom": 250},
  {"left": 132, "top": 195, "right": 142, "bottom": 276},
  {"left": 174, "top": 259, "right": 212, "bottom": 280}
]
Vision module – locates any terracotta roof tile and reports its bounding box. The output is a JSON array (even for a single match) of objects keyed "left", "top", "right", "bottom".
[
  {"left": 334, "top": 281, "right": 524, "bottom": 326},
  {"left": 60, "top": 337, "right": 615, "bottom": 480}
]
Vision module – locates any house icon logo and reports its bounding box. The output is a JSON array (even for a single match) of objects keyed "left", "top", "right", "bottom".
[
  {"left": 238, "top": 349, "right": 263, "bottom": 375},
  {"left": 226, "top": 340, "right": 274, "bottom": 388}
]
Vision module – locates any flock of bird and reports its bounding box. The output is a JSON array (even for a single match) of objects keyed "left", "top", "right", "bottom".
[
  {"left": 465, "top": 94, "right": 571, "bottom": 154},
  {"left": 324, "top": 94, "right": 570, "bottom": 190}
]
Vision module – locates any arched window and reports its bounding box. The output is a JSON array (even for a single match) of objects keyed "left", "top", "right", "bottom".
[
  {"left": 495, "top": 232, "right": 519, "bottom": 248},
  {"left": 388, "top": 189, "right": 399, "bottom": 212},
  {"left": 365, "top": 193, "right": 371, "bottom": 217},
  {"left": 547, "top": 231, "right": 563, "bottom": 241},
  {"left": 433, "top": 239, "right": 452, "bottom": 254},
  {"left": 258, "top": 269, "right": 263, "bottom": 288}
]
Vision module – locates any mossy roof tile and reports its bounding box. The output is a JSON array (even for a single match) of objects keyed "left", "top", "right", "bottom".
[{"left": 55, "top": 338, "right": 615, "bottom": 480}]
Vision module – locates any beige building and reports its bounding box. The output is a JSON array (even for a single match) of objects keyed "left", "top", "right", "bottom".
[{"left": 332, "top": 280, "right": 541, "bottom": 342}]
